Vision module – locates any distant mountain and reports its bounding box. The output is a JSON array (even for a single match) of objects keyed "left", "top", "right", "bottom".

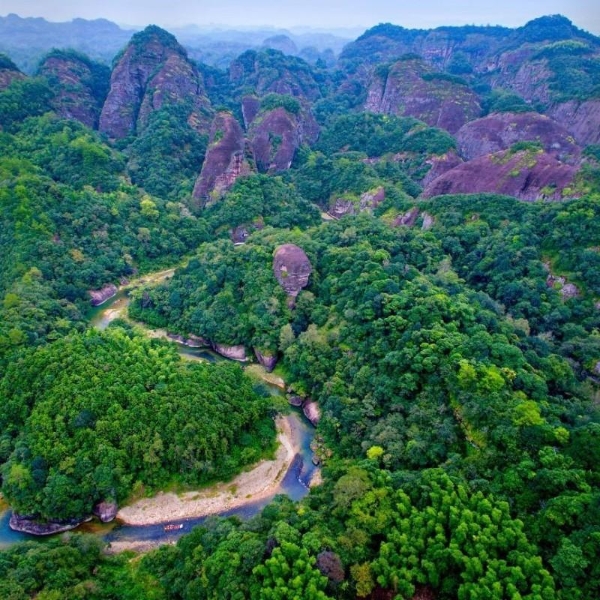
[{"left": 0, "top": 14, "right": 350, "bottom": 73}]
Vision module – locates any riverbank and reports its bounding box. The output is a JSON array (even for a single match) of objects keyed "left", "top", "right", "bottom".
[{"left": 116, "top": 415, "right": 297, "bottom": 526}]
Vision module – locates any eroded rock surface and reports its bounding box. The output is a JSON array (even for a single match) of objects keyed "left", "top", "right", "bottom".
[
  {"left": 10, "top": 512, "right": 89, "bottom": 535},
  {"left": 423, "top": 149, "right": 578, "bottom": 201},
  {"left": 89, "top": 284, "right": 118, "bottom": 306},
  {"left": 192, "top": 112, "right": 252, "bottom": 207},
  {"left": 456, "top": 112, "right": 580, "bottom": 163},
  {"left": 93, "top": 500, "right": 118, "bottom": 523},
  {"left": 254, "top": 347, "right": 278, "bottom": 372},
  {"left": 548, "top": 100, "right": 600, "bottom": 146},
  {"left": 273, "top": 244, "right": 312, "bottom": 300},
  {"left": 212, "top": 343, "right": 247, "bottom": 361},
  {"left": 365, "top": 57, "right": 481, "bottom": 133},
  {"left": 99, "top": 25, "right": 211, "bottom": 139},
  {"left": 38, "top": 51, "right": 109, "bottom": 128}
]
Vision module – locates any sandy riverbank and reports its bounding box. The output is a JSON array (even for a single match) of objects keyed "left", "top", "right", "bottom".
[{"left": 116, "top": 415, "right": 297, "bottom": 526}]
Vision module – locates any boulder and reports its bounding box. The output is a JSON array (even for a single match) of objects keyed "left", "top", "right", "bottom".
[
  {"left": 212, "top": 343, "right": 247, "bottom": 361},
  {"left": 421, "top": 213, "right": 435, "bottom": 230},
  {"left": 9, "top": 512, "right": 89, "bottom": 535},
  {"left": 254, "top": 347, "right": 278, "bottom": 372},
  {"left": 273, "top": 244, "right": 312, "bottom": 302},
  {"left": 394, "top": 207, "right": 419, "bottom": 227},
  {"left": 302, "top": 400, "right": 321, "bottom": 426},
  {"left": 89, "top": 284, "right": 118, "bottom": 306},
  {"left": 184, "top": 334, "right": 209, "bottom": 347},
  {"left": 287, "top": 395, "right": 304, "bottom": 407},
  {"left": 92, "top": 500, "right": 118, "bottom": 523}
]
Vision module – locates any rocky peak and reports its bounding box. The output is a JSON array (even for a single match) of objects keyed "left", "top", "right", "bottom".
[
  {"left": 99, "top": 25, "right": 211, "bottom": 139},
  {"left": 229, "top": 49, "right": 321, "bottom": 102},
  {"left": 365, "top": 57, "right": 481, "bottom": 133},
  {"left": 0, "top": 53, "right": 25, "bottom": 91},
  {"left": 191, "top": 111, "right": 252, "bottom": 208},
  {"left": 273, "top": 244, "right": 312, "bottom": 304},
  {"left": 38, "top": 50, "right": 109, "bottom": 129}
]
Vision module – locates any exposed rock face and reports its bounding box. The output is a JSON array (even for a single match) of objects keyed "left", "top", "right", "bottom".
[
  {"left": 241, "top": 95, "right": 262, "bottom": 128},
  {"left": 167, "top": 332, "right": 209, "bottom": 347},
  {"left": 99, "top": 25, "right": 211, "bottom": 139},
  {"left": 273, "top": 244, "right": 312, "bottom": 300},
  {"left": 421, "top": 213, "right": 435, "bottom": 230},
  {"left": 328, "top": 187, "right": 385, "bottom": 219},
  {"left": 38, "top": 51, "right": 109, "bottom": 128},
  {"left": 254, "top": 347, "right": 278, "bottom": 372},
  {"left": 89, "top": 284, "right": 118, "bottom": 306},
  {"left": 0, "top": 57, "right": 25, "bottom": 91},
  {"left": 422, "top": 151, "right": 463, "bottom": 187},
  {"left": 10, "top": 512, "right": 89, "bottom": 535},
  {"left": 456, "top": 112, "right": 580, "bottom": 163},
  {"left": 287, "top": 395, "right": 304, "bottom": 407},
  {"left": 92, "top": 500, "right": 118, "bottom": 523},
  {"left": 394, "top": 207, "right": 420, "bottom": 227},
  {"left": 365, "top": 58, "right": 481, "bottom": 133},
  {"left": 423, "top": 149, "right": 578, "bottom": 201},
  {"left": 548, "top": 100, "right": 600, "bottom": 146},
  {"left": 249, "top": 106, "right": 319, "bottom": 173},
  {"left": 302, "top": 400, "right": 321, "bottom": 425},
  {"left": 545, "top": 265, "right": 580, "bottom": 300},
  {"left": 192, "top": 112, "right": 252, "bottom": 207},
  {"left": 229, "top": 49, "right": 321, "bottom": 102},
  {"left": 212, "top": 343, "right": 247, "bottom": 361}
]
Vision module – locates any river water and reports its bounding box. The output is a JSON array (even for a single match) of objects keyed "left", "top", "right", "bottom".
[{"left": 0, "top": 277, "right": 318, "bottom": 550}]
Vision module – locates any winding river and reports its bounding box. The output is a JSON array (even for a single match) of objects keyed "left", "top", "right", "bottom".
[{"left": 0, "top": 269, "right": 318, "bottom": 550}]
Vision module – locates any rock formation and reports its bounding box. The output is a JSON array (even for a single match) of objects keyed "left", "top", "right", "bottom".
[
  {"left": 548, "top": 100, "right": 600, "bottom": 146},
  {"left": 302, "top": 400, "right": 321, "bottom": 426},
  {"left": 38, "top": 50, "right": 109, "bottom": 128},
  {"left": 229, "top": 49, "right": 321, "bottom": 102},
  {"left": 423, "top": 149, "right": 578, "bottom": 201},
  {"left": 92, "top": 500, "right": 118, "bottom": 523},
  {"left": 421, "top": 151, "right": 463, "bottom": 187},
  {"left": 365, "top": 57, "right": 481, "bottom": 133},
  {"left": 89, "top": 284, "right": 118, "bottom": 306},
  {"left": 192, "top": 112, "right": 252, "bottom": 207},
  {"left": 254, "top": 347, "right": 278, "bottom": 372},
  {"left": 456, "top": 112, "right": 580, "bottom": 163},
  {"left": 248, "top": 105, "right": 319, "bottom": 173},
  {"left": 328, "top": 187, "right": 385, "bottom": 219},
  {"left": 0, "top": 54, "right": 25, "bottom": 91},
  {"left": 273, "top": 244, "right": 312, "bottom": 304},
  {"left": 10, "top": 512, "right": 90, "bottom": 535},
  {"left": 212, "top": 342, "right": 247, "bottom": 361},
  {"left": 99, "top": 25, "right": 211, "bottom": 139}
]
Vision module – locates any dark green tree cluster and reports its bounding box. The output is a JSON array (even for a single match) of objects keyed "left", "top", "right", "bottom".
[{"left": 0, "top": 328, "right": 274, "bottom": 521}]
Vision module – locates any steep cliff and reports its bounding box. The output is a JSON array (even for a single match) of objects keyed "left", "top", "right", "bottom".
[
  {"left": 99, "top": 25, "right": 212, "bottom": 139},
  {"left": 423, "top": 148, "right": 578, "bottom": 201},
  {"left": 192, "top": 111, "right": 252, "bottom": 207},
  {"left": 248, "top": 101, "right": 319, "bottom": 173},
  {"left": 0, "top": 53, "right": 25, "bottom": 90},
  {"left": 365, "top": 58, "right": 481, "bottom": 133},
  {"left": 38, "top": 50, "right": 109, "bottom": 128},
  {"left": 548, "top": 100, "right": 600, "bottom": 146},
  {"left": 456, "top": 111, "right": 580, "bottom": 163}
]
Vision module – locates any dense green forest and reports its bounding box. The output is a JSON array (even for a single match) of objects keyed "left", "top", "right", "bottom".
[{"left": 1, "top": 12, "right": 600, "bottom": 600}]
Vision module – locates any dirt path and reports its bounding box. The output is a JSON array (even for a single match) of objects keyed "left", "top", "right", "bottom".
[{"left": 116, "top": 415, "right": 297, "bottom": 526}]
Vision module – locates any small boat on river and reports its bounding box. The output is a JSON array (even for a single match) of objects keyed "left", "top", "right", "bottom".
[{"left": 164, "top": 523, "right": 184, "bottom": 532}]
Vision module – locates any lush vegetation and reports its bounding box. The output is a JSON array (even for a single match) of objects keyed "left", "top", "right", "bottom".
[
  {"left": 0, "top": 328, "right": 274, "bottom": 521},
  {"left": 1, "top": 14, "right": 600, "bottom": 600}
]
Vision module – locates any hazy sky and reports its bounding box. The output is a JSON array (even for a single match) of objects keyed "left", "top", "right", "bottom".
[{"left": 3, "top": 0, "right": 600, "bottom": 34}]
